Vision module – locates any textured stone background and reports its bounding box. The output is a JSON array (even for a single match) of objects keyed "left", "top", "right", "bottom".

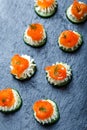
[{"left": 0, "top": 0, "right": 87, "bottom": 130}]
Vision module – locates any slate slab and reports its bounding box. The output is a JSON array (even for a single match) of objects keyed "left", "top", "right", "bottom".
[{"left": 0, "top": 0, "right": 87, "bottom": 130}]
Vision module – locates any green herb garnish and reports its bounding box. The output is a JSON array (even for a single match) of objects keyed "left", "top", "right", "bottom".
[
  {"left": 63, "top": 33, "right": 67, "bottom": 38},
  {"left": 54, "top": 65, "right": 59, "bottom": 76},
  {"left": 29, "top": 24, "right": 37, "bottom": 29},
  {"left": 39, "top": 107, "right": 46, "bottom": 112}
]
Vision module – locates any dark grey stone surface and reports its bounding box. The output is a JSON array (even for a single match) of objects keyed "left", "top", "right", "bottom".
[{"left": 0, "top": 0, "right": 87, "bottom": 130}]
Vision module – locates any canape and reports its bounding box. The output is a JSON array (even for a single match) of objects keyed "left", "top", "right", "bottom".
[
  {"left": 10, "top": 54, "right": 36, "bottom": 80},
  {"left": 34, "top": 0, "right": 58, "bottom": 18},
  {"left": 66, "top": 0, "right": 87, "bottom": 23},
  {"left": 58, "top": 30, "right": 83, "bottom": 52},
  {"left": 23, "top": 23, "right": 47, "bottom": 47},
  {"left": 33, "top": 99, "right": 60, "bottom": 125},
  {"left": 45, "top": 62, "right": 72, "bottom": 87},
  {"left": 0, "top": 88, "right": 22, "bottom": 113}
]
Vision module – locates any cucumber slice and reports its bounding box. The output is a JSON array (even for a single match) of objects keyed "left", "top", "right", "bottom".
[
  {"left": 23, "top": 26, "right": 47, "bottom": 47},
  {"left": 45, "top": 63, "right": 72, "bottom": 87},
  {"left": 0, "top": 89, "right": 22, "bottom": 113},
  {"left": 66, "top": 6, "right": 87, "bottom": 24},
  {"left": 10, "top": 55, "right": 37, "bottom": 80},
  {"left": 58, "top": 31, "right": 83, "bottom": 52},
  {"left": 33, "top": 99, "right": 60, "bottom": 125},
  {"left": 34, "top": 0, "right": 58, "bottom": 18}
]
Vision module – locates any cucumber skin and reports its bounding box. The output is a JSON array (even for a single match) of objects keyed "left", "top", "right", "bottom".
[
  {"left": 58, "top": 33, "right": 83, "bottom": 53},
  {"left": 34, "top": 5, "right": 58, "bottom": 18},
  {"left": 33, "top": 99, "right": 60, "bottom": 125},
  {"left": 66, "top": 8, "right": 87, "bottom": 24},
  {"left": 12, "top": 62, "right": 37, "bottom": 80},
  {"left": 0, "top": 89, "right": 22, "bottom": 113}
]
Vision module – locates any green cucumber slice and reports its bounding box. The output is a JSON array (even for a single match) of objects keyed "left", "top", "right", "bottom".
[
  {"left": 45, "top": 63, "right": 72, "bottom": 87},
  {"left": 58, "top": 32, "right": 83, "bottom": 52},
  {"left": 23, "top": 28, "right": 47, "bottom": 48},
  {"left": 33, "top": 99, "right": 60, "bottom": 125},
  {"left": 0, "top": 89, "right": 22, "bottom": 113},
  {"left": 66, "top": 6, "right": 87, "bottom": 24},
  {"left": 10, "top": 54, "right": 37, "bottom": 80}
]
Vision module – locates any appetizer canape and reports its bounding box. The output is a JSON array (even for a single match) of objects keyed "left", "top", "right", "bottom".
[
  {"left": 33, "top": 99, "right": 60, "bottom": 125},
  {"left": 34, "top": 0, "right": 58, "bottom": 18},
  {"left": 10, "top": 54, "right": 36, "bottom": 80},
  {"left": 58, "top": 30, "right": 83, "bottom": 52},
  {"left": 45, "top": 62, "right": 72, "bottom": 87},
  {"left": 23, "top": 23, "right": 46, "bottom": 47},
  {"left": 66, "top": 0, "right": 87, "bottom": 23},
  {"left": 0, "top": 88, "right": 22, "bottom": 113}
]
